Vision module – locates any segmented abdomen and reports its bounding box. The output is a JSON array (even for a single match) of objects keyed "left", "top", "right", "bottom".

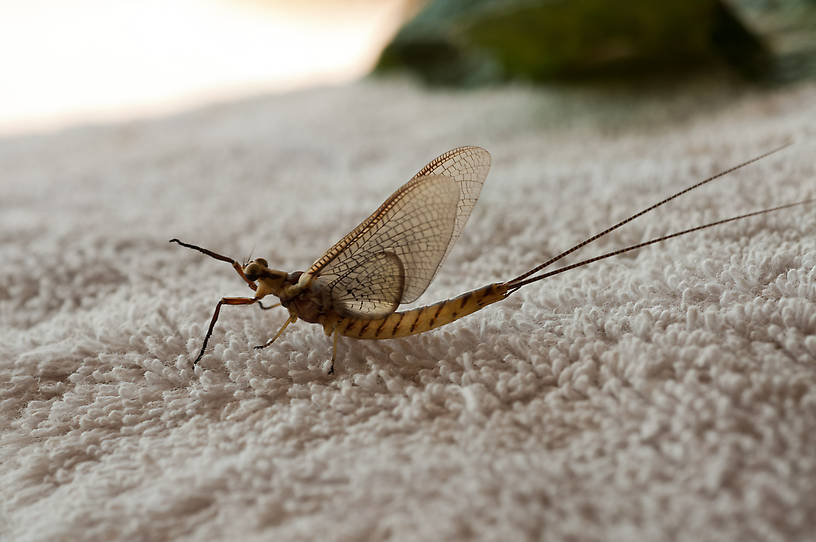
[{"left": 323, "top": 283, "right": 508, "bottom": 340}]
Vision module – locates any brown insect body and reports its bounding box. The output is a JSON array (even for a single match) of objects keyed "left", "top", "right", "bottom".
[
  {"left": 282, "top": 285, "right": 325, "bottom": 325},
  {"left": 171, "top": 142, "right": 808, "bottom": 373},
  {"left": 248, "top": 258, "right": 508, "bottom": 338},
  {"left": 268, "top": 272, "right": 323, "bottom": 324}
]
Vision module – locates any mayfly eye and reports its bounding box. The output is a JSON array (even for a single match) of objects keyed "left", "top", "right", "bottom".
[
  {"left": 256, "top": 258, "right": 268, "bottom": 267},
  {"left": 243, "top": 263, "right": 261, "bottom": 280}
]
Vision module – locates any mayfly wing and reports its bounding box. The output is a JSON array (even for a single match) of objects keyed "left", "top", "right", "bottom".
[
  {"left": 307, "top": 146, "right": 491, "bottom": 318},
  {"left": 312, "top": 176, "right": 458, "bottom": 317},
  {"left": 324, "top": 250, "right": 407, "bottom": 317}
]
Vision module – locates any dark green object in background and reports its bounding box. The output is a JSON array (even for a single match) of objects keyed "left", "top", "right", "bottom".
[{"left": 376, "top": 0, "right": 816, "bottom": 85}]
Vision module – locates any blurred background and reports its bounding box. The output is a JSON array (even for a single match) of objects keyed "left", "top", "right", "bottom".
[
  {"left": 1, "top": 0, "right": 814, "bottom": 136},
  {"left": 0, "top": 0, "right": 413, "bottom": 135}
]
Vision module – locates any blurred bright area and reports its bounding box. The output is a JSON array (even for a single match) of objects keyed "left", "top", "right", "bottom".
[
  {"left": 0, "top": 0, "right": 411, "bottom": 135},
  {"left": 4, "top": 0, "right": 812, "bottom": 136}
]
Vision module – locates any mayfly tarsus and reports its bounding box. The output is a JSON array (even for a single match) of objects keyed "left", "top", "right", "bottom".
[{"left": 171, "top": 143, "right": 810, "bottom": 373}]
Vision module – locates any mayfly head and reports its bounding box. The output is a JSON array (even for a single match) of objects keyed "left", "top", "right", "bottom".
[
  {"left": 243, "top": 258, "right": 289, "bottom": 298},
  {"left": 242, "top": 258, "right": 268, "bottom": 281}
]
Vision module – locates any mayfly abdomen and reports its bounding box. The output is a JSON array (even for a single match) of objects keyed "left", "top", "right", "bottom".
[{"left": 326, "top": 282, "right": 509, "bottom": 340}]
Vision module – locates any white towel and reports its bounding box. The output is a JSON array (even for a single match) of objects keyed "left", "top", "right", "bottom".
[{"left": 2, "top": 78, "right": 815, "bottom": 541}]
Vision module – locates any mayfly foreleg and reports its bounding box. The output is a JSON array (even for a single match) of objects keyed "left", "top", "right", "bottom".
[
  {"left": 169, "top": 238, "right": 257, "bottom": 291},
  {"left": 254, "top": 314, "right": 297, "bottom": 350},
  {"left": 257, "top": 301, "right": 281, "bottom": 310},
  {"left": 194, "top": 296, "right": 258, "bottom": 364}
]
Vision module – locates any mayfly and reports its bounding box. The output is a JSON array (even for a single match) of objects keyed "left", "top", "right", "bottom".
[{"left": 171, "top": 143, "right": 810, "bottom": 372}]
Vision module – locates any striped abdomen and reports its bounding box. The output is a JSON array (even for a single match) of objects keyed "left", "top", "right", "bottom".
[{"left": 322, "top": 283, "right": 509, "bottom": 340}]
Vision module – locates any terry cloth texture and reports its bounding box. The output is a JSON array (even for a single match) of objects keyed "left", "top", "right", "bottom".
[{"left": 1, "top": 78, "right": 815, "bottom": 542}]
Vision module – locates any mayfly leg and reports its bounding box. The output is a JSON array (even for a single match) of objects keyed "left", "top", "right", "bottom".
[
  {"left": 330, "top": 330, "right": 339, "bottom": 375},
  {"left": 255, "top": 314, "right": 297, "bottom": 350},
  {"left": 169, "top": 238, "right": 257, "bottom": 291},
  {"left": 195, "top": 296, "right": 258, "bottom": 364}
]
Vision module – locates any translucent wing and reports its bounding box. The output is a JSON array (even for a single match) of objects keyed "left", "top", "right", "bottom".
[
  {"left": 310, "top": 174, "right": 460, "bottom": 317},
  {"left": 307, "top": 146, "right": 491, "bottom": 317},
  {"left": 327, "top": 251, "right": 405, "bottom": 317}
]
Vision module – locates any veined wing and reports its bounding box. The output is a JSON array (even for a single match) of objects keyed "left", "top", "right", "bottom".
[
  {"left": 311, "top": 174, "right": 460, "bottom": 317},
  {"left": 307, "top": 146, "right": 491, "bottom": 318}
]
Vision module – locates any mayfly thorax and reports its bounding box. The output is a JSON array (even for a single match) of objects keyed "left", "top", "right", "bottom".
[{"left": 171, "top": 143, "right": 811, "bottom": 373}]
